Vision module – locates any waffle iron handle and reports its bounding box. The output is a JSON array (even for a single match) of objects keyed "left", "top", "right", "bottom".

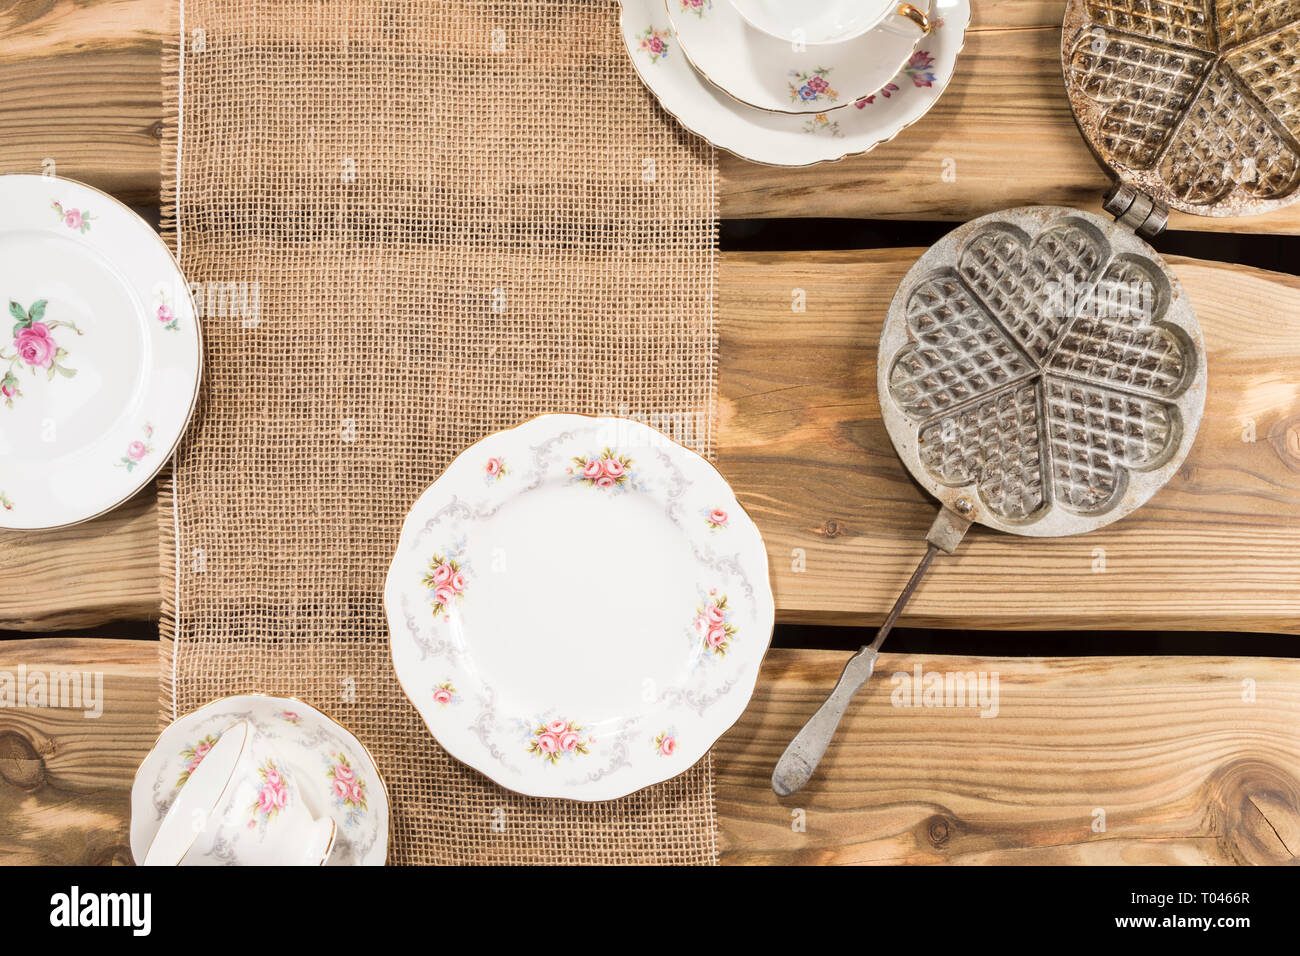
[{"left": 770, "top": 505, "right": 971, "bottom": 797}]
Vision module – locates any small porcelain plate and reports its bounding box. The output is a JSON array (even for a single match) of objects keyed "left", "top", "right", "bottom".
[
  {"left": 130, "top": 695, "right": 389, "bottom": 866},
  {"left": 385, "top": 414, "right": 775, "bottom": 801},
  {"left": 622, "top": 0, "right": 968, "bottom": 166},
  {"left": 666, "top": 0, "right": 927, "bottom": 115},
  {"left": 0, "top": 174, "right": 201, "bottom": 530}
]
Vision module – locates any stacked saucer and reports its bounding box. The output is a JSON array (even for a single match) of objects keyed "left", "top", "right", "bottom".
[{"left": 621, "top": 0, "right": 970, "bottom": 166}]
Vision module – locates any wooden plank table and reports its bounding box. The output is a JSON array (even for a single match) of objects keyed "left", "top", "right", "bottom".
[
  {"left": 5, "top": 639, "right": 1299, "bottom": 865},
  {"left": 2, "top": 0, "right": 1300, "bottom": 864}
]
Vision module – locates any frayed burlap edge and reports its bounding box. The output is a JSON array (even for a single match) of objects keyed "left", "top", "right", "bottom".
[{"left": 157, "top": 0, "right": 182, "bottom": 729}]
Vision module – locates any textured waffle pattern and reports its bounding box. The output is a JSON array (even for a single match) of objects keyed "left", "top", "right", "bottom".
[
  {"left": 1226, "top": 22, "right": 1300, "bottom": 140},
  {"left": 1045, "top": 377, "right": 1176, "bottom": 513},
  {"left": 1216, "top": 0, "right": 1300, "bottom": 46},
  {"left": 889, "top": 220, "right": 1191, "bottom": 523},
  {"left": 917, "top": 382, "right": 1046, "bottom": 522},
  {"left": 888, "top": 273, "right": 1034, "bottom": 418},
  {"left": 1049, "top": 256, "right": 1188, "bottom": 398},
  {"left": 1067, "top": 1, "right": 1300, "bottom": 210},
  {"left": 1052, "top": 317, "right": 1189, "bottom": 397},
  {"left": 1085, "top": 0, "right": 1213, "bottom": 47},
  {"left": 1068, "top": 34, "right": 1212, "bottom": 169},
  {"left": 958, "top": 222, "right": 1108, "bottom": 363},
  {"left": 1159, "top": 64, "right": 1300, "bottom": 203}
]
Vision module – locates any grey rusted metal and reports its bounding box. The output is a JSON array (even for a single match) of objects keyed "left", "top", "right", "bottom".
[
  {"left": 1103, "top": 182, "right": 1170, "bottom": 238},
  {"left": 771, "top": 507, "right": 970, "bottom": 797},
  {"left": 772, "top": 645, "right": 878, "bottom": 797},
  {"left": 773, "top": 204, "right": 1208, "bottom": 797},
  {"left": 1063, "top": 0, "right": 1300, "bottom": 219},
  {"left": 878, "top": 205, "right": 1206, "bottom": 539}
]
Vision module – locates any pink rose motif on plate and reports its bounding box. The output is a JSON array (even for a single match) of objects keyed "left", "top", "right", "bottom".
[
  {"left": 277, "top": 710, "right": 301, "bottom": 723},
  {"left": 51, "top": 200, "right": 95, "bottom": 234},
  {"left": 249, "top": 759, "right": 290, "bottom": 822},
  {"left": 3, "top": 299, "right": 81, "bottom": 406},
  {"left": 654, "top": 731, "right": 678, "bottom": 757},
  {"left": 571, "top": 448, "right": 635, "bottom": 490},
  {"left": 0, "top": 492, "right": 11, "bottom": 511},
  {"left": 527, "top": 718, "right": 590, "bottom": 764},
  {"left": 115, "top": 422, "right": 154, "bottom": 472},
  {"left": 432, "top": 681, "right": 459, "bottom": 706},
  {"left": 154, "top": 294, "right": 181, "bottom": 332},
  {"left": 326, "top": 753, "right": 368, "bottom": 822},
  {"left": 176, "top": 733, "right": 220, "bottom": 786},
  {"left": 15, "top": 324, "right": 55, "bottom": 368},
  {"left": 705, "top": 507, "right": 728, "bottom": 530},
  {"left": 678, "top": 0, "right": 712, "bottom": 17},
  {"left": 694, "top": 592, "right": 738, "bottom": 657},
  {"left": 636, "top": 26, "right": 670, "bottom": 64},
  {"left": 422, "top": 552, "right": 468, "bottom": 618},
  {"left": 485, "top": 456, "right": 506, "bottom": 482}
]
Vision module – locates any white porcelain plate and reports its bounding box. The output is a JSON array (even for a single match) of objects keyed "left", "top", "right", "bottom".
[
  {"left": 130, "top": 694, "right": 389, "bottom": 866},
  {"left": 666, "top": 0, "right": 926, "bottom": 115},
  {"left": 385, "top": 414, "right": 775, "bottom": 801},
  {"left": 0, "top": 174, "right": 201, "bottom": 530},
  {"left": 622, "top": 0, "right": 968, "bottom": 166}
]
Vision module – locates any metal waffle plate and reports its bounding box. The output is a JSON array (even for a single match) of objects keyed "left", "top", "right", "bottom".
[
  {"left": 878, "top": 206, "right": 1206, "bottom": 537},
  {"left": 1063, "top": 0, "right": 1300, "bottom": 217}
]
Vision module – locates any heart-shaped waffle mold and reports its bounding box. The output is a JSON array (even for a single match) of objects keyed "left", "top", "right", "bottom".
[
  {"left": 1063, "top": 0, "right": 1300, "bottom": 216},
  {"left": 879, "top": 207, "right": 1205, "bottom": 537}
]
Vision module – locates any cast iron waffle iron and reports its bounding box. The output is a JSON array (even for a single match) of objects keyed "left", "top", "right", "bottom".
[
  {"left": 772, "top": 205, "right": 1209, "bottom": 795},
  {"left": 1064, "top": 0, "right": 1300, "bottom": 226},
  {"left": 772, "top": 1, "right": 1294, "bottom": 796}
]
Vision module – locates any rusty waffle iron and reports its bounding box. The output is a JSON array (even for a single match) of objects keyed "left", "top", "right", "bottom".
[
  {"left": 1064, "top": 0, "right": 1300, "bottom": 227},
  {"left": 773, "top": 1, "right": 1293, "bottom": 797}
]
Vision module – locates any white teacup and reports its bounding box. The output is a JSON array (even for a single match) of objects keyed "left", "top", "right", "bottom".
[
  {"left": 143, "top": 720, "right": 336, "bottom": 866},
  {"left": 729, "top": 0, "right": 932, "bottom": 45}
]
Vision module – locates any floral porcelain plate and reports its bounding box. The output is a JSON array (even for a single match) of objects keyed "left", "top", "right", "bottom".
[
  {"left": 622, "top": 0, "right": 968, "bottom": 166},
  {"left": 385, "top": 414, "right": 775, "bottom": 801},
  {"left": 0, "top": 174, "right": 201, "bottom": 530},
  {"left": 130, "top": 694, "right": 388, "bottom": 865},
  {"left": 666, "top": 0, "right": 928, "bottom": 115}
]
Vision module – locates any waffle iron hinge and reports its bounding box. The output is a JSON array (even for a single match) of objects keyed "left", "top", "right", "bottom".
[{"left": 1103, "top": 181, "right": 1169, "bottom": 240}]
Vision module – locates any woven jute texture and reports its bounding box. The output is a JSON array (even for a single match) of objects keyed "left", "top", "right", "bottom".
[{"left": 160, "top": 0, "right": 718, "bottom": 864}]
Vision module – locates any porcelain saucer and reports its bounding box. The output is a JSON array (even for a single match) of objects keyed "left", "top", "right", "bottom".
[
  {"left": 130, "top": 694, "right": 389, "bottom": 866},
  {"left": 623, "top": 0, "right": 968, "bottom": 166}
]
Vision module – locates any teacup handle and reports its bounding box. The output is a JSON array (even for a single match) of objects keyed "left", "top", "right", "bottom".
[{"left": 894, "top": 3, "right": 933, "bottom": 34}]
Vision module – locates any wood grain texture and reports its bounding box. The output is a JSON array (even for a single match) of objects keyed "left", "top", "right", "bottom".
[
  {"left": 5, "top": 0, "right": 1300, "bottom": 232},
  {"left": 0, "top": 0, "right": 165, "bottom": 205},
  {"left": 715, "top": 648, "right": 1300, "bottom": 864},
  {"left": 3, "top": 638, "right": 1297, "bottom": 864},
  {"left": 7, "top": 250, "right": 1300, "bottom": 633},
  {"left": 0, "top": 490, "right": 161, "bottom": 631},
  {"left": 0, "top": 639, "right": 157, "bottom": 864}
]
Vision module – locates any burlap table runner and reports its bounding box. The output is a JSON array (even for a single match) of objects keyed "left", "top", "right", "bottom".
[{"left": 160, "top": 0, "right": 718, "bottom": 864}]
